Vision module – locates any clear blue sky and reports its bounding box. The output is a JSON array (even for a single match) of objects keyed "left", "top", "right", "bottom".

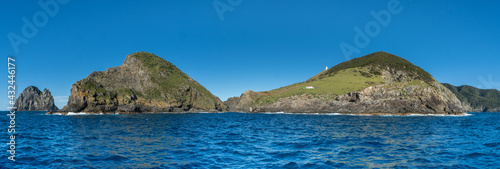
[{"left": 1, "top": 0, "right": 499, "bottom": 110}]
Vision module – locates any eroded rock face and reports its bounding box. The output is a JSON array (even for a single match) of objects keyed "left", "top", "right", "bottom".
[
  {"left": 224, "top": 90, "right": 265, "bottom": 112},
  {"left": 14, "top": 86, "right": 58, "bottom": 111},
  {"left": 59, "top": 52, "right": 224, "bottom": 113}
]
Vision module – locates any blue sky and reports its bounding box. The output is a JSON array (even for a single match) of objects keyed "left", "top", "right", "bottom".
[{"left": 1, "top": 0, "right": 499, "bottom": 110}]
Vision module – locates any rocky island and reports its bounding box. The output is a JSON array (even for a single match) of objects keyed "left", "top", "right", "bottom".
[
  {"left": 14, "top": 86, "right": 59, "bottom": 111},
  {"left": 225, "top": 52, "right": 469, "bottom": 115},
  {"left": 48, "top": 52, "right": 224, "bottom": 114}
]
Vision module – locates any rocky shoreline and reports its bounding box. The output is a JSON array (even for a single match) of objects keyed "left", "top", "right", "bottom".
[
  {"left": 46, "top": 110, "right": 470, "bottom": 116},
  {"left": 46, "top": 110, "right": 221, "bottom": 115}
]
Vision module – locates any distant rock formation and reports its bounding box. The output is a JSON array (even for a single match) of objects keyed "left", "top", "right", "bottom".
[
  {"left": 225, "top": 52, "right": 469, "bottom": 115},
  {"left": 442, "top": 83, "right": 500, "bottom": 112},
  {"left": 14, "top": 86, "right": 59, "bottom": 111},
  {"left": 54, "top": 52, "right": 223, "bottom": 114}
]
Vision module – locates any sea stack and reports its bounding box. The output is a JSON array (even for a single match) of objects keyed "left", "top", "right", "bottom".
[
  {"left": 225, "top": 52, "right": 469, "bottom": 115},
  {"left": 53, "top": 52, "right": 223, "bottom": 114},
  {"left": 14, "top": 86, "right": 59, "bottom": 111}
]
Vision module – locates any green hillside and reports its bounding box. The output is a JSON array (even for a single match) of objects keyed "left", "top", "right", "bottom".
[
  {"left": 255, "top": 67, "right": 386, "bottom": 105},
  {"left": 252, "top": 52, "right": 432, "bottom": 105},
  {"left": 316, "top": 51, "right": 435, "bottom": 84},
  {"left": 442, "top": 83, "right": 500, "bottom": 112}
]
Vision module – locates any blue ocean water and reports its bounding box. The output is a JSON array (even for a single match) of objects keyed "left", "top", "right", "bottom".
[{"left": 1, "top": 111, "right": 499, "bottom": 168}]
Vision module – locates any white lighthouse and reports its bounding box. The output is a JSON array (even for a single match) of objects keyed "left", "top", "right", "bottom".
[{"left": 325, "top": 66, "right": 328, "bottom": 70}]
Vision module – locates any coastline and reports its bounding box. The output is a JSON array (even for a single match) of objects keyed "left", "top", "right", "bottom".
[{"left": 46, "top": 111, "right": 471, "bottom": 116}]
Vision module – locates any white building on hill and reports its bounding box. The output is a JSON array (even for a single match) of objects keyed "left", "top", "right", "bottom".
[{"left": 306, "top": 86, "right": 316, "bottom": 89}]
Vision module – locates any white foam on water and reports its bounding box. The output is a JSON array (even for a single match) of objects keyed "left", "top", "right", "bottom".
[
  {"left": 255, "top": 112, "right": 474, "bottom": 117},
  {"left": 51, "top": 111, "right": 472, "bottom": 117},
  {"left": 66, "top": 112, "right": 90, "bottom": 115}
]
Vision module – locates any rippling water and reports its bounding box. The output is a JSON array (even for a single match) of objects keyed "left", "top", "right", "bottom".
[{"left": 1, "top": 111, "right": 499, "bottom": 168}]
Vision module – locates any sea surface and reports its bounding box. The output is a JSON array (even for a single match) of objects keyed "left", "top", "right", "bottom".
[{"left": 1, "top": 111, "right": 499, "bottom": 168}]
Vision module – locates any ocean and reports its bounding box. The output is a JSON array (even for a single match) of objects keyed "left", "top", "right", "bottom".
[{"left": 1, "top": 111, "right": 499, "bottom": 168}]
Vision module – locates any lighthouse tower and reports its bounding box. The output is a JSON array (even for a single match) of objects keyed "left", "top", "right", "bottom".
[{"left": 325, "top": 66, "right": 328, "bottom": 70}]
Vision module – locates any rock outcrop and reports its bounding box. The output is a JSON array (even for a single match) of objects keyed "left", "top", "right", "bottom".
[
  {"left": 55, "top": 52, "right": 223, "bottom": 114},
  {"left": 442, "top": 83, "right": 500, "bottom": 112},
  {"left": 225, "top": 52, "right": 469, "bottom": 115},
  {"left": 14, "top": 86, "right": 58, "bottom": 111}
]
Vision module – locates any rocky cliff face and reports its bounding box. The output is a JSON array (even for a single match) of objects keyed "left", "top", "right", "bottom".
[
  {"left": 225, "top": 52, "right": 469, "bottom": 115},
  {"left": 14, "top": 86, "right": 58, "bottom": 111},
  {"left": 57, "top": 52, "right": 223, "bottom": 113}
]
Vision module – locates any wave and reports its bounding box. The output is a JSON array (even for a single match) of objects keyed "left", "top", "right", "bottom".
[
  {"left": 248, "top": 112, "right": 473, "bottom": 117},
  {"left": 406, "top": 113, "right": 472, "bottom": 117},
  {"left": 49, "top": 112, "right": 112, "bottom": 116},
  {"left": 68, "top": 112, "right": 93, "bottom": 115}
]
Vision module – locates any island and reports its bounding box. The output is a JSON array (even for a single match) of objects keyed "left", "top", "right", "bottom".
[
  {"left": 48, "top": 52, "right": 224, "bottom": 114},
  {"left": 225, "top": 52, "right": 469, "bottom": 115},
  {"left": 14, "top": 86, "right": 59, "bottom": 111}
]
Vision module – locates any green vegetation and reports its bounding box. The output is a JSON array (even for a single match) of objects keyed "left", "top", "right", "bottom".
[
  {"left": 130, "top": 52, "right": 189, "bottom": 98},
  {"left": 116, "top": 88, "right": 140, "bottom": 98},
  {"left": 255, "top": 67, "right": 386, "bottom": 105},
  {"left": 442, "top": 83, "right": 500, "bottom": 112},
  {"left": 79, "top": 79, "right": 117, "bottom": 100},
  {"left": 129, "top": 52, "right": 219, "bottom": 108},
  {"left": 318, "top": 51, "right": 435, "bottom": 84},
  {"left": 80, "top": 79, "right": 106, "bottom": 94},
  {"left": 64, "top": 51, "right": 224, "bottom": 112},
  {"left": 250, "top": 52, "right": 437, "bottom": 106}
]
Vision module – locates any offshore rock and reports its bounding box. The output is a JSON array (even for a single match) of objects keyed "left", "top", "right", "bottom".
[{"left": 14, "top": 86, "right": 59, "bottom": 111}]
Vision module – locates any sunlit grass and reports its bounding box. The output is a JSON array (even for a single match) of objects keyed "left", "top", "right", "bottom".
[{"left": 255, "top": 67, "right": 386, "bottom": 104}]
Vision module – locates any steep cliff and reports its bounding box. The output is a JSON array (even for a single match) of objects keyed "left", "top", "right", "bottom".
[
  {"left": 225, "top": 52, "right": 469, "bottom": 115},
  {"left": 14, "top": 86, "right": 58, "bottom": 111},
  {"left": 56, "top": 52, "right": 223, "bottom": 113}
]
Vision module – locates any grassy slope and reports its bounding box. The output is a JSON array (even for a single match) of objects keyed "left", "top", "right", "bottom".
[
  {"left": 131, "top": 52, "right": 190, "bottom": 99},
  {"left": 318, "top": 51, "right": 434, "bottom": 84},
  {"left": 131, "top": 52, "right": 220, "bottom": 108},
  {"left": 254, "top": 67, "right": 386, "bottom": 105}
]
